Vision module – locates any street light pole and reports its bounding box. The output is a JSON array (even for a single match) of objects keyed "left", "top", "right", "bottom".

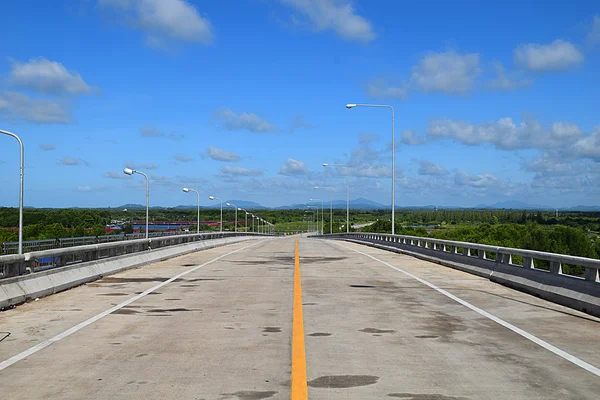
[
  {"left": 310, "top": 198, "right": 324, "bottom": 234},
  {"left": 239, "top": 208, "right": 248, "bottom": 231},
  {"left": 314, "top": 186, "right": 334, "bottom": 234},
  {"left": 323, "top": 163, "right": 349, "bottom": 233},
  {"left": 123, "top": 167, "right": 149, "bottom": 239},
  {"left": 346, "top": 103, "right": 395, "bottom": 234},
  {"left": 182, "top": 188, "right": 200, "bottom": 234},
  {"left": 1, "top": 130, "right": 24, "bottom": 255},
  {"left": 226, "top": 202, "right": 238, "bottom": 232},
  {"left": 209, "top": 196, "right": 223, "bottom": 232}
]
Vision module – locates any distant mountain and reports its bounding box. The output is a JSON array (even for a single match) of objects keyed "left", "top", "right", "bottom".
[
  {"left": 224, "top": 200, "right": 266, "bottom": 209},
  {"left": 474, "top": 200, "right": 551, "bottom": 210},
  {"left": 566, "top": 205, "right": 600, "bottom": 211}
]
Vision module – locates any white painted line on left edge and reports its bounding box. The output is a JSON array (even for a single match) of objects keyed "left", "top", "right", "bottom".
[
  {"left": 334, "top": 241, "right": 600, "bottom": 378},
  {"left": 0, "top": 239, "right": 267, "bottom": 372}
]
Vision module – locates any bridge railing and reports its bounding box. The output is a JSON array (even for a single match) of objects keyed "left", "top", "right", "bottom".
[
  {"left": 321, "top": 232, "right": 600, "bottom": 283},
  {"left": 0, "top": 232, "right": 269, "bottom": 279},
  {"left": 1, "top": 230, "right": 216, "bottom": 255}
]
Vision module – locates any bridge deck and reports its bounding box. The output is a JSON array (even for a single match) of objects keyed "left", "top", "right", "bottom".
[{"left": 0, "top": 237, "right": 599, "bottom": 399}]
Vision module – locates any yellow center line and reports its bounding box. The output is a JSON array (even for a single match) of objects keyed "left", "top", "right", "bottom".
[{"left": 291, "top": 238, "right": 308, "bottom": 399}]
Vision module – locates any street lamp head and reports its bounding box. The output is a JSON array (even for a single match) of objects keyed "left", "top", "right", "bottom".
[
  {"left": 182, "top": 187, "right": 190, "bottom": 193},
  {"left": 346, "top": 104, "right": 357, "bottom": 109},
  {"left": 313, "top": 186, "right": 319, "bottom": 189},
  {"left": 322, "top": 163, "right": 329, "bottom": 167},
  {"left": 209, "top": 196, "right": 216, "bottom": 200},
  {"left": 123, "top": 167, "right": 134, "bottom": 175},
  {"left": 226, "top": 202, "right": 232, "bottom": 206},
  {"left": 238, "top": 208, "right": 243, "bottom": 211}
]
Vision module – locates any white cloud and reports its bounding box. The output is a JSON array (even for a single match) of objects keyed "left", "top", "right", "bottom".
[
  {"left": 365, "top": 79, "right": 408, "bottom": 99},
  {"left": 168, "top": 132, "right": 184, "bottom": 141},
  {"left": 279, "top": 158, "right": 308, "bottom": 175},
  {"left": 125, "top": 162, "right": 159, "bottom": 170},
  {"left": 58, "top": 157, "right": 89, "bottom": 166},
  {"left": 105, "top": 171, "right": 129, "bottom": 179},
  {"left": 349, "top": 164, "right": 392, "bottom": 178},
  {"left": 522, "top": 152, "right": 584, "bottom": 177},
  {"left": 410, "top": 50, "right": 480, "bottom": 95},
  {"left": 40, "top": 144, "right": 56, "bottom": 151},
  {"left": 99, "top": 0, "right": 213, "bottom": 48},
  {"left": 572, "top": 125, "right": 600, "bottom": 160},
  {"left": 281, "top": 0, "right": 375, "bottom": 43},
  {"left": 487, "top": 62, "right": 533, "bottom": 91},
  {"left": 77, "top": 186, "right": 92, "bottom": 192},
  {"left": 589, "top": 16, "right": 600, "bottom": 44},
  {"left": 213, "top": 108, "right": 279, "bottom": 133},
  {"left": 220, "top": 165, "right": 263, "bottom": 177},
  {"left": 204, "top": 145, "right": 241, "bottom": 162},
  {"left": 418, "top": 160, "right": 448, "bottom": 176},
  {"left": 0, "top": 91, "right": 70, "bottom": 124},
  {"left": 7, "top": 58, "right": 91, "bottom": 95},
  {"left": 514, "top": 40, "right": 583, "bottom": 72},
  {"left": 454, "top": 170, "right": 498, "bottom": 188},
  {"left": 426, "top": 117, "right": 585, "bottom": 151},
  {"left": 173, "top": 154, "right": 193, "bottom": 162},
  {"left": 401, "top": 129, "right": 425, "bottom": 145}
]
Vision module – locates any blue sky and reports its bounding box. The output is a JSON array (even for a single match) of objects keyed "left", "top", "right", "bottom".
[{"left": 1, "top": 0, "right": 599, "bottom": 208}]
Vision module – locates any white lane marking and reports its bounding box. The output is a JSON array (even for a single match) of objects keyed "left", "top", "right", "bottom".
[
  {"left": 0, "top": 239, "right": 268, "bottom": 371},
  {"left": 333, "top": 241, "right": 600, "bottom": 378}
]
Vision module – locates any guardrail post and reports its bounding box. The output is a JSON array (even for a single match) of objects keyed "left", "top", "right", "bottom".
[
  {"left": 550, "top": 261, "right": 562, "bottom": 275},
  {"left": 478, "top": 249, "right": 486, "bottom": 260},
  {"left": 584, "top": 267, "right": 599, "bottom": 282},
  {"left": 463, "top": 247, "right": 470, "bottom": 257},
  {"left": 523, "top": 256, "right": 534, "bottom": 269}
]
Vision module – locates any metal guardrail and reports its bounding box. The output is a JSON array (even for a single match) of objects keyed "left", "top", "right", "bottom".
[
  {"left": 321, "top": 232, "right": 600, "bottom": 283},
  {"left": 1, "top": 230, "right": 215, "bottom": 255},
  {"left": 0, "top": 232, "right": 269, "bottom": 279}
]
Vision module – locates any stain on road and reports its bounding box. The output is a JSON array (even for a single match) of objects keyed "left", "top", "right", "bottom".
[{"left": 308, "top": 375, "right": 379, "bottom": 388}]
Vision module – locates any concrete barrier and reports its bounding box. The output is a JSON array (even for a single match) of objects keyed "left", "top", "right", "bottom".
[
  {"left": 0, "top": 235, "right": 256, "bottom": 309},
  {"left": 317, "top": 233, "right": 600, "bottom": 318}
]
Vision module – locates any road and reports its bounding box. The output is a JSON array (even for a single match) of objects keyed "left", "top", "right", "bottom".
[{"left": 0, "top": 236, "right": 599, "bottom": 399}]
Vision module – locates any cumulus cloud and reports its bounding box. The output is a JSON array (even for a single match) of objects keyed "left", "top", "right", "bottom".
[
  {"left": 139, "top": 126, "right": 164, "bottom": 137},
  {"left": 58, "top": 157, "right": 89, "bottom": 166},
  {"left": 281, "top": 0, "right": 375, "bottom": 43},
  {"left": 77, "top": 186, "right": 92, "bottom": 192},
  {"left": 349, "top": 164, "right": 392, "bottom": 178},
  {"left": 279, "top": 158, "right": 308, "bottom": 175},
  {"left": 7, "top": 58, "right": 91, "bottom": 95},
  {"left": 571, "top": 125, "right": 600, "bottom": 160},
  {"left": 514, "top": 40, "right": 583, "bottom": 72},
  {"left": 99, "top": 0, "right": 213, "bottom": 48},
  {"left": 522, "top": 152, "right": 584, "bottom": 178},
  {"left": 487, "top": 62, "right": 533, "bottom": 90},
  {"left": 454, "top": 170, "right": 498, "bottom": 188},
  {"left": 0, "top": 91, "right": 70, "bottom": 124},
  {"left": 40, "top": 144, "right": 56, "bottom": 151},
  {"left": 418, "top": 160, "right": 448, "bottom": 176},
  {"left": 359, "top": 133, "right": 379, "bottom": 143},
  {"left": 203, "top": 145, "right": 241, "bottom": 162},
  {"left": 411, "top": 50, "right": 480, "bottom": 95},
  {"left": 220, "top": 165, "right": 263, "bottom": 177},
  {"left": 173, "top": 154, "right": 193, "bottom": 162},
  {"left": 213, "top": 107, "right": 279, "bottom": 133},
  {"left": 125, "top": 162, "right": 159, "bottom": 170},
  {"left": 426, "top": 117, "right": 585, "bottom": 151}
]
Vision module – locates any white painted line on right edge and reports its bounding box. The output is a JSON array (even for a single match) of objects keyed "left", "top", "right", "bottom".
[{"left": 334, "top": 241, "right": 600, "bottom": 378}]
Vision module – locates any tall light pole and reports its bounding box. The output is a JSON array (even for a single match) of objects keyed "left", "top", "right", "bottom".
[
  {"left": 123, "top": 167, "right": 149, "bottom": 239},
  {"left": 314, "top": 186, "right": 334, "bottom": 234},
  {"left": 226, "top": 202, "right": 238, "bottom": 232},
  {"left": 346, "top": 103, "right": 395, "bottom": 234},
  {"left": 209, "top": 196, "right": 223, "bottom": 232},
  {"left": 182, "top": 187, "right": 200, "bottom": 234},
  {"left": 310, "top": 198, "right": 324, "bottom": 234},
  {"left": 250, "top": 214, "right": 255, "bottom": 232},
  {"left": 239, "top": 208, "right": 249, "bottom": 231},
  {"left": 1, "top": 130, "right": 24, "bottom": 255},
  {"left": 323, "top": 163, "right": 349, "bottom": 232}
]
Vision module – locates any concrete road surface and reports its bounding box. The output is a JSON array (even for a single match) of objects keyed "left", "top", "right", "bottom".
[{"left": 1, "top": 236, "right": 599, "bottom": 399}]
